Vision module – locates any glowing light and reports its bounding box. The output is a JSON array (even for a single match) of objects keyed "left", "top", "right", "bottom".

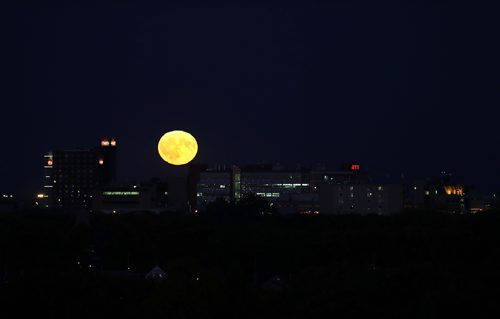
[
  {"left": 444, "top": 185, "right": 464, "bottom": 196},
  {"left": 103, "top": 191, "right": 140, "bottom": 196},
  {"left": 99, "top": 159, "right": 104, "bottom": 165},
  {"left": 158, "top": 130, "right": 198, "bottom": 166},
  {"left": 101, "top": 139, "right": 110, "bottom": 146},
  {"left": 36, "top": 193, "right": 45, "bottom": 199},
  {"left": 351, "top": 164, "right": 360, "bottom": 170},
  {"left": 47, "top": 160, "right": 53, "bottom": 166},
  {"left": 111, "top": 139, "right": 117, "bottom": 146}
]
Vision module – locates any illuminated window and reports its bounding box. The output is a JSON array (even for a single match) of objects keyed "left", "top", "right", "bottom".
[{"left": 102, "top": 191, "right": 140, "bottom": 196}]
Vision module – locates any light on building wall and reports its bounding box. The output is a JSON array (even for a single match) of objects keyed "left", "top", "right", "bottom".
[
  {"left": 99, "top": 159, "right": 104, "bottom": 165},
  {"left": 36, "top": 193, "right": 45, "bottom": 199},
  {"left": 444, "top": 185, "right": 463, "bottom": 196},
  {"left": 110, "top": 139, "right": 117, "bottom": 146},
  {"left": 101, "top": 139, "right": 110, "bottom": 147},
  {"left": 47, "top": 159, "right": 53, "bottom": 166},
  {"left": 351, "top": 164, "right": 360, "bottom": 170}
]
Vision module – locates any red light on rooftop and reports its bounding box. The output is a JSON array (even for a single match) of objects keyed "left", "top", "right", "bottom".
[{"left": 351, "top": 164, "right": 360, "bottom": 170}]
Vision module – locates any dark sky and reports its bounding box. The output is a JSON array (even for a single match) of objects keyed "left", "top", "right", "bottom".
[{"left": 1, "top": 0, "right": 499, "bottom": 198}]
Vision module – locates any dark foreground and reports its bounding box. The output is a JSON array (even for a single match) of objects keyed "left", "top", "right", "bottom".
[{"left": 1, "top": 210, "right": 500, "bottom": 318}]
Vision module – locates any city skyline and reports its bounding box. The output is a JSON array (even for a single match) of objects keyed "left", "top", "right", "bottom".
[{"left": 1, "top": 1, "right": 498, "bottom": 197}]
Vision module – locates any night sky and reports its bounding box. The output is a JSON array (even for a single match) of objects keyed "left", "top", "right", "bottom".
[{"left": 1, "top": 0, "right": 498, "bottom": 198}]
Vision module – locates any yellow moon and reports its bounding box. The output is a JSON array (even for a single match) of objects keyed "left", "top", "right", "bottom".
[{"left": 158, "top": 130, "right": 198, "bottom": 165}]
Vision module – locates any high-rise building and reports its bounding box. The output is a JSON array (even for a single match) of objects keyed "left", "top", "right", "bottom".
[{"left": 43, "top": 138, "right": 117, "bottom": 210}]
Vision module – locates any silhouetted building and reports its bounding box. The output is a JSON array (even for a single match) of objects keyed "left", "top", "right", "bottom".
[
  {"left": 43, "top": 138, "right": 117, "bottom": 210},
  {"left": 92, "top": 179, "right": 169, "bottom": 214},
  {"left": 405, "top": 172, "right": 472, "bottom": 213},
  {"left": 320, "top": 183, "right": 403, "bottom": 215},
  {"left": 191, "top": 163, "right": 369, "bottom": 214}
]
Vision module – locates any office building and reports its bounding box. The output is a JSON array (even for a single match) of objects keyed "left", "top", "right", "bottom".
[
  {"left": 43, "top": 138, "right": 117, "bottom": 210},
  {"left": 91, "top": 179, "right": 168, "bottom": 214},
  {"left": 319, "top": 183, "right": 403, "bottom": 215},
  {"left": 190, "top": 163, "right": 368, "bottom": 214}
]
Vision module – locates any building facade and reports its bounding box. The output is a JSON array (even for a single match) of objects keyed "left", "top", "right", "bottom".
[
  {"left": 43, "top": 138, "right": 117, "bottom": 210},
  {"left": 91, "top": 179, "right": 168, "bottom": 214},
  {"left": 191, "top": 163, "right": 369, "bottom": 214},
  {"left": 405, "top": 172, "right": 472, "bottom": 214},
  {"left": 319, "top": 183, "right": 403, "bottom": 215}
]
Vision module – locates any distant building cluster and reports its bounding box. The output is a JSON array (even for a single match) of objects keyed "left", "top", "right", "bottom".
[
  {"left": 21, "top": 138, "right": 497, "bottom": 216},
  {"left": 405, "top": 172, "right": 494, "bottom": 214},
  {"left": 36, "top": 139, "right": 172, "bottom": 214},
  {"left": 188, "top": 163, "right": 405, "bottom": 215}
]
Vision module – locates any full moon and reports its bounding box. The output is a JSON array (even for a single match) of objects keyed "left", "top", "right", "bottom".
[{"left": 158, "top": 130, "right": 198, "bottom": 166}]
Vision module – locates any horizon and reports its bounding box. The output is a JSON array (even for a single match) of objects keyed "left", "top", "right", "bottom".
[{"left": 1, "top": 0, "right": 498, "bottom": 197}]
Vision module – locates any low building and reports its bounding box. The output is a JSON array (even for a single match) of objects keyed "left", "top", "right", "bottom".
[
  {"left": 191, "top": 163, "right": 369, "bottom": 214},
  {"left": 319, "top": 184, "right": 403, "bottom": 215},
  {"left": 91, "top": 180, "right": 168, "bottom": 214},
  {"left": 405, "top": 172, "right": 473, "bottom": 213}
]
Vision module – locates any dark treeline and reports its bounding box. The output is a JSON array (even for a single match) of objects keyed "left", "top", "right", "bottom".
[{"left": 1, "top": 208, "right": 500, "bottom": 318}]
